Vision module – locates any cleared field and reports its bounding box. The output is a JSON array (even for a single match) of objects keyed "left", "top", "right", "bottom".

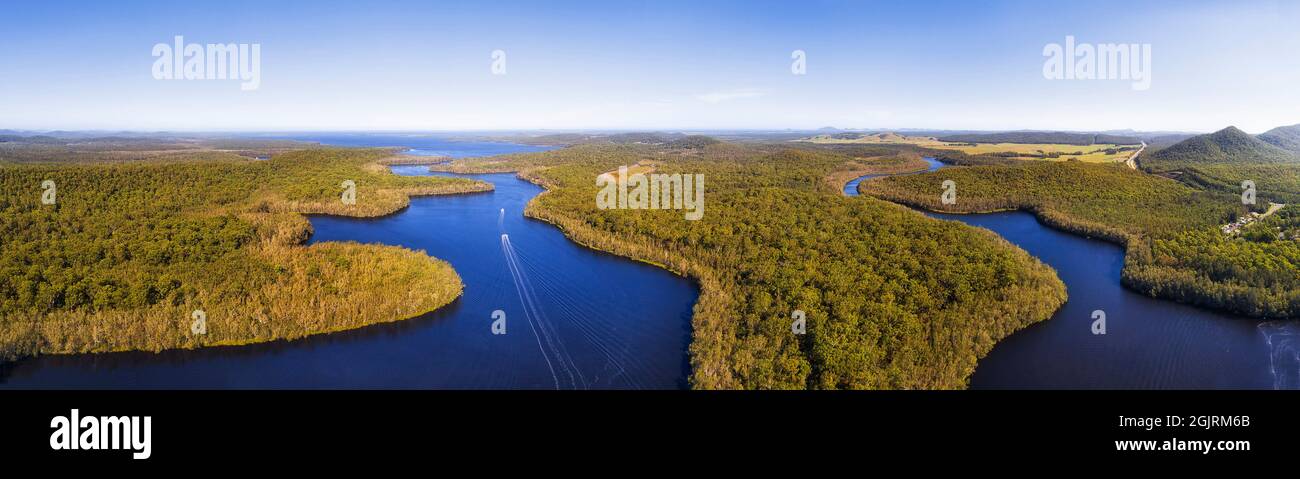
[{"left": 798, "top": 133, "right": 1140, "bottom": 163}]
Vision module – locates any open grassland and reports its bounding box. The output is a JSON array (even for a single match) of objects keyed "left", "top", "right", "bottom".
[
  {"left": 799, "top": 133, "right": 1138, "bottom": 163},
  {"left": 438, "top": 142, "right": 1066, "bottom": 389},
  {"left": 0, "top": 147, "right": 488, "bottom": 358}
]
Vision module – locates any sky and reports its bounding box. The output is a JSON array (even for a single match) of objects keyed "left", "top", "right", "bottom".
[{"left": 1, "top": 0, "right": 1298, "bottom": 133}]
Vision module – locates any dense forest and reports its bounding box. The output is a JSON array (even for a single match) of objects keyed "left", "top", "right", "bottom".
[
  {"left": 437, "top": 142, "right": 1066, "bottom": 389},
  {"left": 1140, "top": 126, "right": 1300, "bottom": 204},
  {"left": 0, "top": 147, "right": 485, "bottom": 358},
  {"left": 1259, "top": 124, "right": 1300, "bottom": 154},
  {"left": 1144, "top": 127, "right": 1296, "bottom": 165},
  {"left": 862, "top": 154, "right": 1300, "bottom": 318}
]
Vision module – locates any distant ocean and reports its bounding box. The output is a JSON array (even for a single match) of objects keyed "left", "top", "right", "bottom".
[{"left": 267, "top": 133, "right": 555, "bottom": 157}]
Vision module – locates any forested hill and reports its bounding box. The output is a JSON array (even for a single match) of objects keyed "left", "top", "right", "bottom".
[
  {"left": 937, "top": 131, "right": 1140, "bottom": 146},
  {"left": 1144, "top": 126, "right": 1298, "bottom": 167},
  {"left": 1259, "top": 124, "right": 1300, "bottom": 154}
]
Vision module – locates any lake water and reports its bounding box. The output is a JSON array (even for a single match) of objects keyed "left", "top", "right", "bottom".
[
  {"left": 5, "top": 143, "right": 1292, "bottom": 389},
  {"left": 0, "top": 139, "right": 698, "bottom": 389},
  {"left": 842, "top": 157, "right": 947, "bottom": 196},
  {"left": 848, "top": 160, "right": 1290, "bottom": 389}
]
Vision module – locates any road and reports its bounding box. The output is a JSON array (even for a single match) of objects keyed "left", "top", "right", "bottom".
[{"left": 1124, "top": 141, "right": 1146, "bottom": 169}]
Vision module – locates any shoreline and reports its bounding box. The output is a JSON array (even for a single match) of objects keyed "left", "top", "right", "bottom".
[
  {"left": 484, "top": 159, "right": 1062, "bottom": 389},
  {"left": 862, "top": 184, "right": 1291, "bottom": 321},
  {"left": 1, "top": 156, "right": 488, "bottom": 361},
  {"left": 504, "top": 168, "right": 729, "bottom": 388}
]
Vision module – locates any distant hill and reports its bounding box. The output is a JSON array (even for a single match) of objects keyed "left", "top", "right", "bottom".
[
  {"left": 504, "top": 131, "right": 727, "bottom": 148},
  {"left": 1143, "top": 134, "right": 1198, "bottom": 149},
  {"left": 1142, "top": 126, "right": 1300, "bottom": 205},
  {"left": 0, "top": 135, "right": 66, "bottom": 144},
  {"left": 1258, "top": 124, "right": 1300, "bottom": 154},
  {"left": 504, "top": 131, "right": 686, "bottom": 146},
  {"left": 1145, "top": 126, "right": 1298, "bottom": 166},
  {"left": 823, "top": 132, "right": 910, "bottom": 141},
  {"left": 937, "top": 131, "right": 1140, "bottom": 145},
  {"left": 666, "top": 135, "right": 721, "bottom": 149},
  {"left": 868, "top": 132, "right": 908, "bottom": 142}
]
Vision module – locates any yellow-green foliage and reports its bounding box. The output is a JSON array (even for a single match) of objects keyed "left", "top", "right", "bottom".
[
  {"left": 0, "top": 148, "right": 486, "bottom": 358},
  {"left": 447, "top": 143, "right": 1066, "bottom": 389},
  {"left": 862, "top": 162, "right": 1236, "bottom": 238},
  {"left": 862, "top": 161, "right": 1300, "bottom": 318},
  {"left": 822, "top": 153, "right": 931, "bottom": 191}
]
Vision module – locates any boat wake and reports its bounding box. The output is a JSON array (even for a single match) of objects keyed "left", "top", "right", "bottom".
[
  {"left": 1258, "top": 322, "right": 1300, "bottom": 390},
  {"left": 501, "top": 233, "right": 586, "bottom": 389}
]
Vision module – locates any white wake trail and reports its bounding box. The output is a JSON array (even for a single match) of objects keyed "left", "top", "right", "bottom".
[
  {"left": 502, "top": 234, "right": 560, "bottom": 390},
  {"left": 501, "top": 234, "right": 586, "bottom": 389}
]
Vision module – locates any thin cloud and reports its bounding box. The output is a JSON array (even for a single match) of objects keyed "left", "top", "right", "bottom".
[{"left": 695, "top": 88, "right": 769, "bottom": 104}]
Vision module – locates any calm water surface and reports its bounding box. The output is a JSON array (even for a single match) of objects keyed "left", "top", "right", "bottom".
[
  {"left": 848, "top": 160, "right": 1292, "bottom": 389},
  {"left": 0, "top": 139, "right": 697, "bottom": 389},
  {"left": 5, "top": 145, "right": 1292, "bottom": 389}
]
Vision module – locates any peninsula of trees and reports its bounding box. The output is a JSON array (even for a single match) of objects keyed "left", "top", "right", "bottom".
[{"left": 0, "top": 146, "right": 487, "bottom": 358}]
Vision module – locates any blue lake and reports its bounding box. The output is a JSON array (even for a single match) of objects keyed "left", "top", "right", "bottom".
[
  {"left": 5, "top": 143, "right": 1294, "bottom": 389},
  {"left": 0, "top": 139, "right": 697, "bottom": 389}
]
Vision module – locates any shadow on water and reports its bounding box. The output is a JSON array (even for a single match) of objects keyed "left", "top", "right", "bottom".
[
  {"left": 11, "top": 144, "right": 1283, "bottom": 390},
  {"left": 848, "top": 158, "right": 1282, "bottom": 389},
  {"left": 0, "top": 297, "right": 465, "bottom": 388},
  {"left": 931, "top": 210, "right": 1274, "bottom": 389}
]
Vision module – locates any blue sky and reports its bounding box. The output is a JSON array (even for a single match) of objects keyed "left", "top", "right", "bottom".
[{"left": 2, "top": 0, "right": 1298, "bottom": 133}]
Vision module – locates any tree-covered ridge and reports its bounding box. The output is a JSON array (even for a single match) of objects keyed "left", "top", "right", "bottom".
[
  {"left": 1141, "top": 126, "right": 1300, "bottom": 204},
  {"left": 1258, "top": 124, "right": 1300, "bottom": 154},
  {"left": 864, "top": 162, "right": 1237, "bottom": 237},
  {"left": 861, "top": 161, "right": 1300, "bottom": 318},
  {"left": 0, "top": 148, "right": 487, "bottom": 358},
  {"left": 1144, "top": 127, "right": 1298, "bottom": 166},
  {"left": 441, "top": 142, "right": 1066, "bottom": 389}
]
